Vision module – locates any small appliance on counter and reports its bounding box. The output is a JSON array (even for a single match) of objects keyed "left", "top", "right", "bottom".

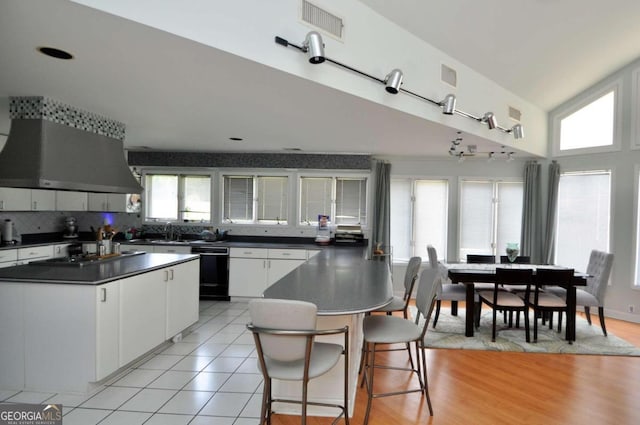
[
  {"left": 315, "top": 214, "right": 331, "bottom": 245},
  {"left": 1, "top": 219, "right": 17, "bottom": 245},
  {"left": 334, "top": 224, "right": 365, "bottom": 244},
  {"left": 63, "top": 216, "right": 79, "bottom": 239}
]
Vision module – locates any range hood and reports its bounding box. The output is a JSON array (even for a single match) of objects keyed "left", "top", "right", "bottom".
[{"left": 0, "top": 97, "right": 142, "bottom": 193}]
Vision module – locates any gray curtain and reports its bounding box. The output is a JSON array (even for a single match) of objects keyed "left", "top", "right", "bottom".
[
  {"left": 543, "top": 161, "right": 561, "bottom": 264},
  {"left": 521, "top": 161, "right": 542, "bottom": 263},
  {"left": 370, "top": 161, "right": 391, "bottom": 256}
]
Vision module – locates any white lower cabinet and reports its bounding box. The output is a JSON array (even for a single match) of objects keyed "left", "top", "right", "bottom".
[
  {"left": 166, "top": 260, "right": 199, "bottom": 338},
  {"left": 153, "top": 245, "right": 192, "bottom": 254},
  {"left": 119, "top": 268, "right": 167, "bottom": 367},
  {"left": 96, "top": 281, "right": 120, "bottom": 380},
  {"left": 228, "top": 248, "right": 307, "bottom": 297},
  {"left": 17, "top": 245, "right": 54, "bottom": 264},
  {"left": 0, "top": 249, "right": 18, "bottom": 268}
]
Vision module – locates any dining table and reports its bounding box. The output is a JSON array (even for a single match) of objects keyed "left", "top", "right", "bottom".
[{"left": 444, "top": 263, "right": 588, "bottom": 342}]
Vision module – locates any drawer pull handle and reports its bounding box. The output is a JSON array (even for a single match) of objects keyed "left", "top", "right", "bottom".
[{"left": 101, "top": 288, "right": 107, "bottom": 302}]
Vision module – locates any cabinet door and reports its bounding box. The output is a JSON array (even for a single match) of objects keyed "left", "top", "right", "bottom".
[
  {"left": 31, "top": 189, "right": 56, "bottom": 211},
  {"left": 0, "top": 187, "right": 30, "bottom": 211},
  {"left": 229, "top": 257, "right": 267, "bottom": 297},
  {"left": 95, "top": 281, "right": 120, "bottom": 380},
  {"left": 119, "top": 269, "right": 167, "bottom": 366},
  {"left": 0, "top": 249, "right": 17, "bottom": 265},
  {"left": 107, "top": 193, "right": 127, "bottom": 212},
  {"left": 17, "top": 245, "right": 54, "bottom": 263},
  {"left": 267, "top": 259, "right": 305, "bottom": 286},
  {"left": 88, "top": 193, "right": 107, "bottom": 211},
  {"left": 52, "top": 243, "right": 70, "bottom": 258},
  {"left": 166, "top": 260, "right": 199, "bottom": 338},
  {"left": 56, "top": 191, "right": 88, "bottom": 211}
]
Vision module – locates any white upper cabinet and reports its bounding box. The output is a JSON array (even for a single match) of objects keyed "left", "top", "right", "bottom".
[
  {"left": 88, "top": 193, "right": 127, "bottom": 212},
  {"left": 31, "top": 189, "right": 56, "bottom": 211},
  {"left": 55, "top": 191, "right": 88, "bottom": 211},
  {"left": 0, "top": 188, "right": 31, "bottom": 211}
]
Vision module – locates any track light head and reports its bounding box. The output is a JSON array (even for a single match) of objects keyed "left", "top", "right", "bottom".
[
  {"left": 457, "top": 152, "right": 465, "bottom": 163},
  {"left": 441, "top": 94, "right": 456, "bottom": 115},
  {"left": 482, "top": 112, "right": 498, "bottom": 130},
  {"left": 302, "top": 31, "right": 325, "bottom": 64},
  {"left": 507, "top": 152, "right": 515, "bottom": 162},
  {"left": 511, "top": 124, "right": 524, "bottom": 139},
  {"left": 487, "top": 152, "right": 496, "bottom": 162},
  {"left": 384, "top": 69, "right": 403, "bottom": 94}
]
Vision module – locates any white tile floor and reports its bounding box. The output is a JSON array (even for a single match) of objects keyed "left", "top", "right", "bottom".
[{"left": 0, "top": 300, "right": 264, "bottom": 425}]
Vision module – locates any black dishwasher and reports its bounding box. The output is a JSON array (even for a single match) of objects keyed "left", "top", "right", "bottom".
[{"left": 191, "top": 245, "right": 230, "bottom": 300}]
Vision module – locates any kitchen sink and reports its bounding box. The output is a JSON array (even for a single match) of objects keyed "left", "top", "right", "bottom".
[{"left": 147, "top": 239, "right": 192, "bottom": 245}]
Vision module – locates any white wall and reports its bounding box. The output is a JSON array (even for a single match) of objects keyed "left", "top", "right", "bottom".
[{"left": 72, "top": 0, "right": 547, "bottom": 156}]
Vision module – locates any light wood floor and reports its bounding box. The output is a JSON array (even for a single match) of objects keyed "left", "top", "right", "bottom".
[{"left": 268, "top": 304, "right": 640, "bottom": 425}]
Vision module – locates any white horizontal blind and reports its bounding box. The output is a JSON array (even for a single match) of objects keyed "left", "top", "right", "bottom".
[
  {"left": 300, "top": 177, "right": 332, "bottom": 224},
  {"left": 390, "top": 179, "right": 412, "bottom": 260},
  {"left": 555, "top": 170, "right": 611, "bottom": 270},
  {"left": 257, "top": 176, "right": 288, "bottom": 223},
  {"left": 145, "top": 174, "right": 178, "bottom": 221},
  {"left": 414, "top": 180, "right": 448, "bottom": 261},
  {"left": 459, "top": 181, "right": 493, "bottom": 259},
  {"left": 496, "top": 182, "right": 524, "bottom": 255},
  {"left": 335, "top": 178, "right": 366, "bottom": 224},
  {"left": 223, "top": 176, "right": 253, "bottom": 222},
  {"left": 182, "top": 175, "right": 211, "bottom": 222}
]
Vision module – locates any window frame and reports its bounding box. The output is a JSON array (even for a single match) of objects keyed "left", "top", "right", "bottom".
[
  {"left": 142, "top": 169, "right": 214, "bottom": 224},
  {"left": 457, "top": 177, "right": 524, "bottom": 261},
  {"left": 551, "top": 78, "right": 622, "bottom": 157},
  {"left": 297, "top": 171, "right": 370, "bottom": 228}
]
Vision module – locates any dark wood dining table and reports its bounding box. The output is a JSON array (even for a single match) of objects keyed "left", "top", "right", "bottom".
[{"left": 446, "top": 264, "right": 588, "bottom": 342}]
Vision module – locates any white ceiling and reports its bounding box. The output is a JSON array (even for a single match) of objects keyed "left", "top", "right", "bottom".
[{"left": 1, "top": 0, "right": 639, "bottom": 159}]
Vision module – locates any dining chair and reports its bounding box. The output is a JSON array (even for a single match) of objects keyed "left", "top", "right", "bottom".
[
  {"left": 523, "top": 268, "right": 574, "bottom": 342},
  {"left": 433, "top": 245, "right": 479, "bottom": 328},
  {"left": 466, "top": 254, "right": 497, "bottom": 264},
  {"left": 477, "top": 268, "right": 533, "bottom": 342},
  {"left": 247, "top": 298, "right": 349, "bottom": 425},
  {"left": 361, "top": 270, "right": 438, "bottom": 424},
  {"left": 374, "top": 256, "right": 421, "bottom": 318},
  {"left": 499, "top": 255, "right": 531, "bottom": 264},
  {"left": 466, "top": 253, "right": 499, "bottom": 327},
  {"left": 545, "top": 250, "right": 614, "bottom": 336}
]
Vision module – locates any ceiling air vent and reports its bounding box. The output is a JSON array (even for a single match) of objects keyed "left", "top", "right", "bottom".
[
  {"left": 441, "top": 64, "right": 457, "bottom": 88},
  {"left": 301, "top": 0, "right": 344, "bottom": 39},
  {"left": 508, "top": 106, "right": 522, "bottom": 122}
]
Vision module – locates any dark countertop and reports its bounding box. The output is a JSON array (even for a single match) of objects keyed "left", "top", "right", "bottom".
[
  {"left": 0, "top": 253, "right": 199, "bottom": 285},
  {"left": 263, "top": 246, "right": 392, "bottom": 315}
]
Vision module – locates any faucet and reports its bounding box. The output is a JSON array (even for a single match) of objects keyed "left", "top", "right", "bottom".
[{"left": 163, "top": 222, "right": 174, "bottom": 241}]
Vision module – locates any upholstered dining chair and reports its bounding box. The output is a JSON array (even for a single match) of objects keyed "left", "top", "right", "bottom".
[
  {"left": 432, "top": 245, "right": 479, "bottom": 328},
  {"left": 374, "top": 256, "right": 422, "bottom": 318},
  {"left": 247, "top": 298, "right": 349, "bottom": 425},
  {"left": 546, "top": 250, "right": 614, "bottom": 336},
  {"left": 361, "top": 269, "right": 439, "bottom": 424},
  {"left": 477, "top": 268, "right": 533, "bottom": 342},
  {"left": 523, "top": 268, "right": 574, "bottom": 342}
]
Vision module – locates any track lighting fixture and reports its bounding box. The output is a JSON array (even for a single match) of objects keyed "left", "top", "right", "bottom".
[
  {"left": 302, "top": 31, "right": 325, "bottom": 64},
  {"left": 274, "top": 32, "right": 525, "bottom": 139},
  {"left": 483, "top": 112, "right": 498, "bottom": 130},
  {"left": 457, "top": 152, "right": 465, "bottom": 163},
  {"left": 487, "top": 152, "right": 496, "bottom": 162},
  {"left": 384, "top": 69, "right": 403, "bottom": 94},
  {"left": 510, "top": 124, "right": 524, "bottom": 139},
  {"left": 441, "top": 94, "right": 456, "bottom": 115}
]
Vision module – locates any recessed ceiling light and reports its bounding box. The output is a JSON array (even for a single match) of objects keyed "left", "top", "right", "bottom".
[
  {"left": 37, "top": 46, "right": 74, "bottom": 60},
  {"left": 229, "top": 137, "right": 243, "bottom": 141}
]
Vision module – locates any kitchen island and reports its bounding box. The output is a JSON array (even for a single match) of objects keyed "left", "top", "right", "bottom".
[
  {"left": 0, "top": 253, "right": 200, "bottom": 394},
  {"left": 263, "top": 246, "right": 393, "bottom": 417}
]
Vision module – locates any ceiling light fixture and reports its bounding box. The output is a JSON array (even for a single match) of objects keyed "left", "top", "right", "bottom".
[
  {"left": 510, "top": 124, "right": 524, "bottom": 139},
  {"left": 441, "top": 94, "right": 456, "bottom": 115},
  {"left": 384, "top": 69, "right": 403, "bottom": 94},
  {"left": 302, "top": 31, "right": 325, "bottom": 64},
  {"left": 274, "top": 32, "right": 524, "bottom": 139},
  {"left": 37, "top": 46, "right": 73, "bottom": 60},
  {"left": 482, "top": 112, "right": 498, "bottom": 130}
]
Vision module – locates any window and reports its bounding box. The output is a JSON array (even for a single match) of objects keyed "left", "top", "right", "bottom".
[
  {"left": 553, "top": 81, "right": 621, "bottom": 155},
  {"left": 390, "top": 179, "right": 448, "bottom": 261},
  {"left": 459, "top": 179, "right": 523, "bottom": 261},
  {"left": 555, "top": 170, "right": 611, "bottom": 271},
  {"left": 299, "top": 176, "right": 367, "bottom": 225},
  {"left": 223, "top": 175, "right": 288, "bottom": 224},
  {"left": 145, "top": 173, "right": 211, "bottom": 222}
]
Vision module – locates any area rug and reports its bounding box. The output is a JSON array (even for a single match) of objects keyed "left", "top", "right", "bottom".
[{"left": 410, "top": 307, "right": 640, "bottom": 356}]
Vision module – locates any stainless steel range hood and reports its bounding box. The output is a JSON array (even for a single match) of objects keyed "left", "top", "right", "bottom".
[{"left": 0, "top": 97, "right": 142, "bottom": 193}]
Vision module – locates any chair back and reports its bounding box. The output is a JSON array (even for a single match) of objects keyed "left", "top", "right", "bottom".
[
  {"left": 426, "top": 245, "right": 438, "bottom": 269},
  {"left": 585, "top": 250, "right": 614, "bottom": 303},
  {"left": 499, "top": 255, "right": 531, "bottom": 264},
  {"left": 495, "top": 267, "right": 533, "bottom": 291},
  {"left": 467, "top": 254, "right": 496, "bottom": 264},
  {"left": 403, "top": 256, "right": 422, "bottom": 296},
  {"left": 415, "top": 272, "right": 440, "bottom": 327},
  {"left": 533, "top": 268, "right": 574, "bottom": 304},
  {"left": 248, "top": 298, "right": 317, "bottom": 362}
]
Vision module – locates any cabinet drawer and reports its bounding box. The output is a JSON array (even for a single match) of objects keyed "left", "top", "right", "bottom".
[
  {"left": 268, "top": 249, "right": 307, "bottom": 260},
  {"left": 18, "top": 245, "right": 53, "bottom": 260},
  {"left": 230, "top": 248, "right": 268, "bottom": 258},
  {"left": 0, "top": 249, "right": 18, "bottom": 262}
]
